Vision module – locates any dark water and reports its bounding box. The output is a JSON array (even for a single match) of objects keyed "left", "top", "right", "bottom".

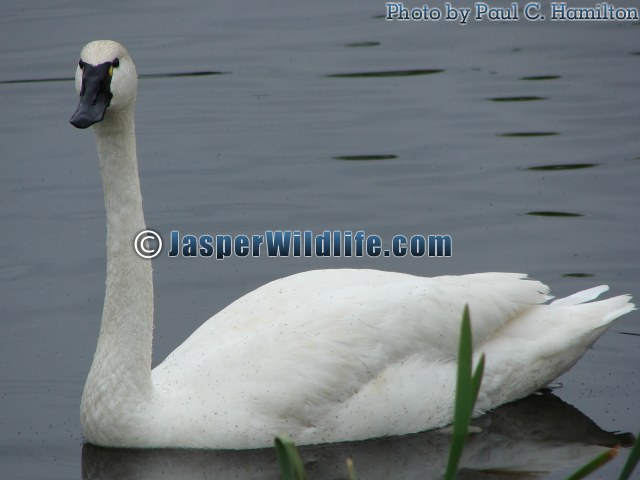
[{"left": 1, "top": 1, "right": 639, "bottom": 478}]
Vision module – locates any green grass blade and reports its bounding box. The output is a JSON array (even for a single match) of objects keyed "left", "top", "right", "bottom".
[
  {"left": 470, "top": 353, "right": 485, "bottom": 407},
  {"left": 456, "top": 305, "right": 473, "bottom": 417},
  {"left": 565, "top": 448, "right": 618, "bottom": 480},
  {"left": 346, "top": 456, "right": 357, "bottom": 480},
  {"left": 274, "top": 434, "right": 307, "bottom": 480},
  {"left": 618, "top": 432, "right": 640, "bottom": 480},
  {"left": 444, "top": 305, "right": 476, "bottom": 480}
]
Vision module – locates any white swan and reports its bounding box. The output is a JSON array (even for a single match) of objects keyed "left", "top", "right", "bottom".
[{"left": 70, "top": 40, "right": 635, "bottom": 449}]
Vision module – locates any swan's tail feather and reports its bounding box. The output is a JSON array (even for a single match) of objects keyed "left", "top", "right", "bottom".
[
  {"left": 476, "top": 288, "right": 634, "bottom": 413},
  {"left": 551, "top": 285, "right": 635, "bottom": 327},
  {"left": 598, "top": 295, "right": 635, "bottom": 325},
  {"left": 550, "top": 285, "right": 610, "bottom": 306}
]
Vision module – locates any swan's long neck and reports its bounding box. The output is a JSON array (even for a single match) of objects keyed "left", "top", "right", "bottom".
[{"left": 82, "top": 106, "right": 155, "bottom": 423}]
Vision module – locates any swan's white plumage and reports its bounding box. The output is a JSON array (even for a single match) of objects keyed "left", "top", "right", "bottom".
[{"left": 74, "top": 40, "right": 635, "bottom": 449}]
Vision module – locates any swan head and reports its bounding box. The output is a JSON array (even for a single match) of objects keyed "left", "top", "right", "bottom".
[{"left": 70, "top": 40, "right": 137, "bottom": 129}]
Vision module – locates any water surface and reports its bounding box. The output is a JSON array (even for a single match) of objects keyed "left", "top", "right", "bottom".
[{"left": 1, "top": 1, "right": 639, "bottom": 478}]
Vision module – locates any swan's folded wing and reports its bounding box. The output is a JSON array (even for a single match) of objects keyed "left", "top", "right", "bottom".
[{"left": 153, "top": 271, "right": 549, "bottom": 422}]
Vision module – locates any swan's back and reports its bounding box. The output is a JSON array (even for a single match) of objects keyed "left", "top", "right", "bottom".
[{"left": 150, "top": 270, "right": 633, "bottom": 447}]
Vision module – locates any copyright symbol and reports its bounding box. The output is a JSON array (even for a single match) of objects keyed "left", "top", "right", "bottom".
[{"left": 134, "top": 229, "right": 163, "bottom": 259}]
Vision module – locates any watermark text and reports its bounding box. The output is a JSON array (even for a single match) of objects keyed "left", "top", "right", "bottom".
[{"left": 133, "top": 229, "right": 453, "bottom": 260}]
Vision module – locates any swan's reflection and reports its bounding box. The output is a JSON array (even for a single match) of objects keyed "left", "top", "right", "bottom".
[{"left": 82, "top": 390, "right": 633, "bottom": 479}]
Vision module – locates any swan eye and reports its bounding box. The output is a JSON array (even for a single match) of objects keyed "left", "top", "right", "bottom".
[
  {"left": 79, "top": 59, "right": 85, "bottom": 69},
  {"left": 108, "top": 58, "right": 120, "bottom": 77}
]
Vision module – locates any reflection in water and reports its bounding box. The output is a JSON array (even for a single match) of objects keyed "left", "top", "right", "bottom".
[
  {"left": 82, "top": 391, "right": 632, "bottom": 480},
  {"left": 562, "top": 273, "right": 595, "bottom": 278},
  {"left": 326, "top": 69, "right": 444, "bottom": 78}
]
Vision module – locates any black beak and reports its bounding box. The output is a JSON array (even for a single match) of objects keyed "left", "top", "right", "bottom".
[{"left": 70, "top": 61, "right": 114, "bottom": 129}]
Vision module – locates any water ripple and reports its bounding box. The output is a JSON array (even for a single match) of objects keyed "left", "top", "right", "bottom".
[
  {"left": 526, "top": 211, "right": 583, "bottom": 217},
  {"left": 520, "top": 75, "right": 561, "bottom": 81},
  {"left": 525, "top": 163, "right": 598, "bottom": 171},
  {"left": 333, "top": 154, "right": 398, "bottom": 161},
  {"left": 327, "top": 69, "right": 444, "bottom": 78},
  {"left": 0, "top": 71, "right": 225, "bottom": 85},
  {"left": 344, "top": 41, "right": 380, "bottom": 48},
  {"left": 499, "top": 132, "right": 559, "bottom": 138},
  {"left": 489, "top": 96, "right": 547, "bottom": 102}
]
